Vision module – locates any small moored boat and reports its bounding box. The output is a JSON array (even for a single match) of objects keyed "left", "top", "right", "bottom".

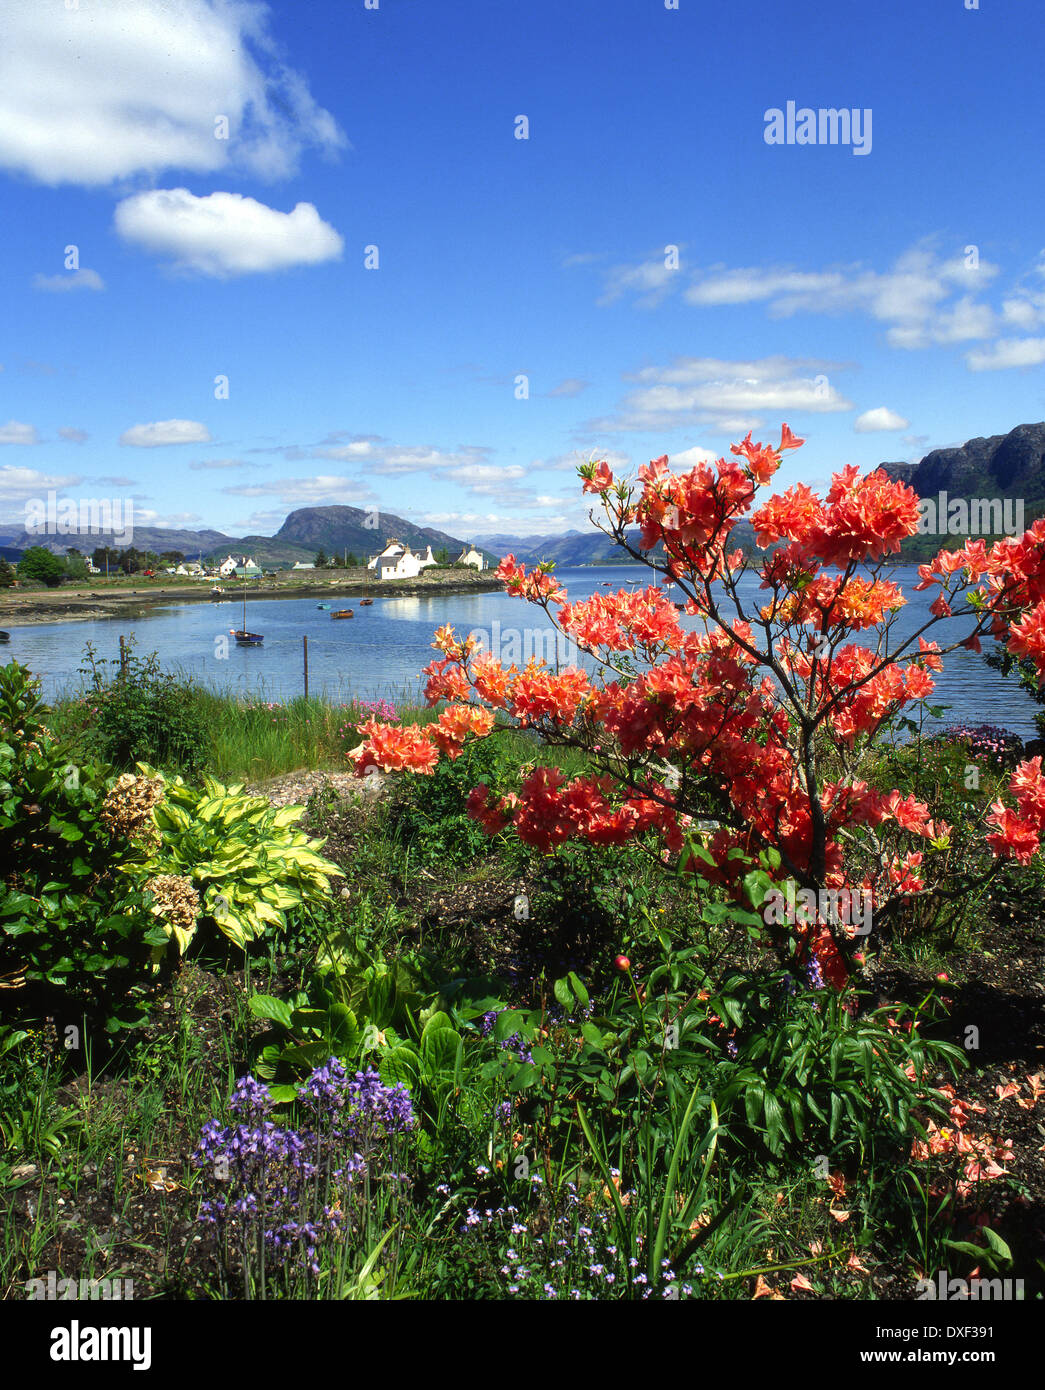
[
  {"left": 331, "top": 609, "right": 353, "bottom": 619},
  {"left": 230, "top": 590, "right": 262, "bottom": 644},
  {"left": 0, "top": 631, "right": 9, "bottom": 643},
  {"left": 358, "top": 598, "right": 373, "bottom": 606},
  {"left": 317, "top": 603, "right": 331, "bottom": 610}
]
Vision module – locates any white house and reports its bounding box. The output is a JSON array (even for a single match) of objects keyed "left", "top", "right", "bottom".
[
  {"left": 218, "top": 554, "right": 259, "bottom": 577},
  {"left": 455, "top": 545, "right": 486, "bottom": 571},
  {"left": 367, "top": 539, "right": 438, "bottom": 581},
  {"left": 175, "top": 562, "right": 204, "bottom": 576},
  {"left": 292, "top": 560, "right": 315, "bottom": 570}
]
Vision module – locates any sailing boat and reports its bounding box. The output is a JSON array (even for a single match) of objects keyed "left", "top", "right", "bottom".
[
  {"left": 230, "top": 584, "right": 263, "bottom": 645},
  {"left": 359, "top": 566, "right": 373, "bottom": 605}
]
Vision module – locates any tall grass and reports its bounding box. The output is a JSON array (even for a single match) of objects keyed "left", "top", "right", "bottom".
[{"left": 51, "top": 684, "right": 592, "bottom": 784}]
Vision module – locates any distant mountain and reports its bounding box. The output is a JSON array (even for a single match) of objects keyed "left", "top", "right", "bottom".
[
  {"left": 472, "top": 521, "right": 757, "bottom": 567},
  {"left": 880, "top": 422, "right": 1045, "bottom": 503},
  {"left": 8, "top": 522, "right": 238, "bottom": 560},
  {"left": 274, "top": 505, "right": 485, "bottom": 560},
  {"left": 879, "top": 420, "right": 1045, "bottom": 558},
  {"left": 5, "top": 505, "right": 496, "bottom": 568}
]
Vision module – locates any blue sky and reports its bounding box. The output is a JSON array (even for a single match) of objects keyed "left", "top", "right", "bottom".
[{"left": 2, "top": 0, "right": 1044, "bottom": 546}]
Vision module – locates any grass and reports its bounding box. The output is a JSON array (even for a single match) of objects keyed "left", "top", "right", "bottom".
[{"left": 51, "top": 683, "right": 596, "bottom": 784}]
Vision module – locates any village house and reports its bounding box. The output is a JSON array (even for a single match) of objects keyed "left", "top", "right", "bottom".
[
  {"left": 218, "top": 554, "right": 260, "bottom": 578},
  {"left": 367, "top": 539, "right": 437, "bottom": 580},
  {"left": 455, "top": 544, "right": 487, "bottom": 571}
]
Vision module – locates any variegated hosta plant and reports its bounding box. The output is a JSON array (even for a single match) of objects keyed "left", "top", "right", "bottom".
[{"left": 125, "top": 765, "right": 345, "bottom": 958}]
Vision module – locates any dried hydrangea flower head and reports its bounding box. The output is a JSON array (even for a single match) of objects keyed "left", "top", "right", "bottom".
[
  {"left": 143, "top": 873, "right": 200, "bottom": 939},
  {"left": 100, "top": 772, "right": 165, "bottom": 846}
]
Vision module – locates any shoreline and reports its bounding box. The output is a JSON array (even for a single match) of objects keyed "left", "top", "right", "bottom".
[{"left": 0, "top": 573, "right": 504, "bottom": 628}]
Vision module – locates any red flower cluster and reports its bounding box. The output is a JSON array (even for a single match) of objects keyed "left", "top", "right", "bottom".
[{"left": 351, "top": 424, "right": 1045, "bottom": 988}]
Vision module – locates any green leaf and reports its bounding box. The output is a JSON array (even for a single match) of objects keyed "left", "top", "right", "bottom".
[
  {"left": 492, "top": 1010, "right": 525, "bottom": 1043},
  {"left": 249, "top": 994, "right": 294, "bottom": 1029},
  {"left": 553, "top": 977, "right": 573, "bottom": 1009},
  {"left": 567, "top": 972, "right": 589, "bottom": 1009},
  {"left": 421, "top": 1023, "right": 461, "bottom": 1078},
  {"left": 983, "top": 1228, "right": 1013, "bottom": 1265},
  {"left": 380, "top": 1045, "right": 421, "bottom": 1092},
  {"left": 507, "top": 1063, "right": 537, "bottom": 1092}
]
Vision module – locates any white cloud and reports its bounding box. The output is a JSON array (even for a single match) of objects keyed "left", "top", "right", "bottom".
[
  {"left": 120, "top": 419, "right": 212, "bottom": 447},
  {"left": 682, "top": 247, "right": 997, "bottom": 341},
  {"left": 965, "top": 338, "right": 1045, "bottom": 371},
  {"left": 311, "top": 440, "right": 496, "bottom": 481},
  {"left": 221, "top": 475, "right": 375, "bottom": 505},
  {"left": 418, "top": 510, "right": 576, "bottom": 536},
  {"left": 854, "top": 407, "right": 910, "bottom": 433},
  {"left": 0, "top": 420, "right": 40, "bottom": 445},
  {"left": 539, "top": 448, "right": 632, "bottom": 473},
  {"left": 33, "top": 269, "right": 105, "bottom": 293},
  {"left": 669, "top": 445, "right": 720, "bottom": 468},
  {"left": 1001, "top": 297, "right": 1045, "bottom": 330},
  {"left": 59, "top": 428, "right": 89, "bottom": 443},
  {"left": 0, "top": 467, "right": 86, "bottom": 525},
  {"left": 592, "top": 241, "right": 1022, "bottom": 357},
  {"left": 546, "top": 378, "right": 589, "bottom": 398},
  {"left": 444, "top": 463, "right": 526, "bottom": 488},
  {"left": 685, "top": 267, "right": 844, "bottom": 307},
  {"left": 315, "top": 440, "right": 376, "bottom": 460},
  {"left": 590, "top": 356, "right": 852, "bottom": 433},
  {"left": 0, "top": 0, "right": 346, "bottom": 187},
  {"left": 131, "top": 508, "right": 204, "bottom": 528},
  {"left": 229, "top": 508, "right": 287, "bottom": 533},
  {"left": 598, "top": 254, "right": 682, "bottom": 308},
  {"left": 114, "top": 188, "right": 343, "bottom": 277},
  {"left": 189, "top": 458, "right": 251, "bottom": 470}
]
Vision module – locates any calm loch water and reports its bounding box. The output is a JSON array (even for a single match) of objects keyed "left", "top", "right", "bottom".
[{"left": 3, "top": 565, "right": 1038, "bottom": 738}]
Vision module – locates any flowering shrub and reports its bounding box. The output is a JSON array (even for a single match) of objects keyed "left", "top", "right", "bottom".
[
  {"left": 931, "top": 722, "right": 1025, "bottom": 769},
  {"left": 351, "top": 425, "right": 1045, "bottom": 992},
  {"left": 191, "top": 1061, "right": 414, "bottom": 1297}
]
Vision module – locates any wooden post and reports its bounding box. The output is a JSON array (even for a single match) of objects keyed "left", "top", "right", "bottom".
[
  {"left": 303, "top": 634, "right": 309, "bottom": 701},
  {"left": 119, "top": 634, "right": 127, "bottom": 679}
]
